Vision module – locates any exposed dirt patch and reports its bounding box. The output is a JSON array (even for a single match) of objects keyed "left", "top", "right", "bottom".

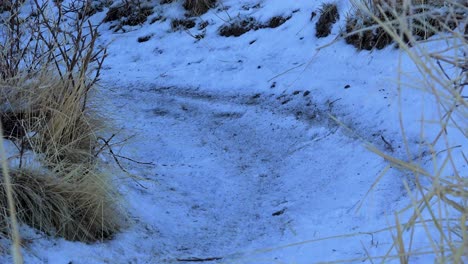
[{"left": 315, "top": 3, "right": 339, "bottom": 38}]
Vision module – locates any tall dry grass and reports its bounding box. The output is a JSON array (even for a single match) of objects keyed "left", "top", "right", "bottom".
[
  {"left": 0, "top": 0, "right": 122, "bottom": 255},
  {"left": 351, "top": 0, "right": 467, "bottom": 262},
  {"left": 0, "top": 125, "right": 23, "bottom": 264}
]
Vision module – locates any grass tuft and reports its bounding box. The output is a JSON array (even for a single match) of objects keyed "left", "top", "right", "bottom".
[
  {"left": 183, "top": 0, "right": 216, "bottom": 16},
  {"left": 3, "top": 166, "right": 120, "bottom": 242},
  {"left": 344, "top": 0, "right": 464, "bottom": 50},
  {"left": 315, "top": 3, "right": 340, "bottom": 38},
  {"left": 0, "top": 0, "right": 124, "bottom": 249}
]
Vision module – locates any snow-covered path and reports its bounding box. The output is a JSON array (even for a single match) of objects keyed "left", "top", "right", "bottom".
[{"left": 92, "top": 84, "right": 404, "bottom": 263}]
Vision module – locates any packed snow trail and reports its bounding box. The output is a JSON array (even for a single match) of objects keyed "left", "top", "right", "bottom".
[{"left": 56, "top": 84, "right": 403, "bottom": 264}]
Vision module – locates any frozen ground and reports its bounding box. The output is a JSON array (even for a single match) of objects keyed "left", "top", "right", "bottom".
[{"left": 1, "top": 0, "right": 466, "bottom": 263}]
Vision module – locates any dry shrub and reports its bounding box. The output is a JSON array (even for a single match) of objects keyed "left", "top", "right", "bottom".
[
  {"left": 315, "top": 3, "right": 340, "bottom": 38},
  {"left": 219, "top": 17, "right": 260, "bottom": 37},
  {"left": 352, "top": 0, "right": 467, "bottom": 262},
  {"left": 1, "top": 166, "right": 120, "bottom": 242},
  {"left": 344, "top": 9, "right": 395, "bottom": 50},
  {"left": 219, "top": 15, "right": 291, "bottom": 37},
  {"left": 0, "top": 0, "right": 123, "bottom": 248},
  {"left": 104, "top": 1, "right": 153, "bottom": 27},
  {"left": 344, "top": 0, "right": 464, "bottom": 50},
  {"left": 183, "top": 0, "right": 216, "bottom": 16},
  {"left": 0, "top": 125, "right": 22, "bottom": 263}
]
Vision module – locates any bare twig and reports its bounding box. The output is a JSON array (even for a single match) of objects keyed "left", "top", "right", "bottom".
[
  {"left": 177, "top": 257, "right": 223, "bottom": 262},
  {"left": 98, "top": 135, "right": 148, "bottom": 189},
  {"left": 380, "top": 135, "right": 394, "bottom": 152}
]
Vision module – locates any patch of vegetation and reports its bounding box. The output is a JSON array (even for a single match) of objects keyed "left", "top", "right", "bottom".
[
  {"left": 138, "top": 34, "right": 153, "bottom": 42},
  {"left": 344, "top": 13, "right": 394, "bottom": 50},
  {"left": 0, "top": 0, "right": 124, "bottom": 252},
  {"left": 171, "top": 18, "right": 196, "bottom": 30},
  {"left": 315, "top": 3, "right": 340, "bottom": 38},
  {"left": 104, "top": 0, "right": 153, "bottom": 27},
  {"left": 219, "top": 15, "right": 291, "bottom": 37},
  {"left": 344, "top": 1, "right": 461, "bottom": 50},
  {"left": 219, "top": 17, "right": 259, "bottom": 37},
  {"left": 150, "top": 15, "right": 165, "bottom": 24},
  {"left": 78, "top": 0, "right": 113, "bottom": 19},
  {"left": 198, "top": 20, "right": 209, "bottom": 30},
  {"left": 183, "top": 0, "right": 216, "bottom": 16},
  {"left": 267, "top": 16, "right": 291, "bottom": 28}
]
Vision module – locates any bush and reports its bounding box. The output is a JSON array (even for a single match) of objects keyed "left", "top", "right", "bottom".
[{"left": 0, "top": 0, "right": 122, "bottom": 253}]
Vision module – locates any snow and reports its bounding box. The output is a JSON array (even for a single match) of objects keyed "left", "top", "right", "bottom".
[{"left": 1, "top": 0, "right": 466, "bottom": 263}]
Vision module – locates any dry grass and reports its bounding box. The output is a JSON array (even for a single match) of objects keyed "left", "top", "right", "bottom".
[
  {"left": 344, "top": 0, "right": 464, "bottom": 50},
  {"left": 5, "top": 166, "right": 119, "bottom": 242},
  {"left": 0, "top": 126, "right": 23, "bottom": 263},
  {"left": 0, "top": 0, "right": 123, "bottom": 253},
  {"left": 350, "top": 0, "right": 467, "bottom": 262},
  {"left": 316, "top": 3, "right": 340, "bottom": 38},
  {"left": 183, "top": 0, "right": 216, "bottom": 16},
  {"left": 0, "top": 73, "right": 123, "bottom": 241}
]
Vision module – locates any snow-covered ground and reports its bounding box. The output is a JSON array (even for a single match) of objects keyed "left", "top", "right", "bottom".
[{"left": 1, "top": 0, "right": 466, "bottom": 263}]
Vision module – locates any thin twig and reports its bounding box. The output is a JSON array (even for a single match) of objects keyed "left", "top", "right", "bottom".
[
  {"left": 113, "top": 154, "right": 155, "bottom": 165},
  {"left": 381, "top": 135, "right": 395, "bottom": 152},
  {"left": 98, "top": 136, "right": 148, "bottom": 189},
  {"left": 267, "top": 63, "right": 306, "bottom": 82}
]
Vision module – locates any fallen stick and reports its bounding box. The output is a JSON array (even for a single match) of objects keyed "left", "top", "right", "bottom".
[{"left": 176, "top": 257, "right": 223, "bottom": 262}]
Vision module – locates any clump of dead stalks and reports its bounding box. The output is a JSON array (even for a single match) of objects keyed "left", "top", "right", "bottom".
[
  {"left": 351, "top": 0, "right": 467, "bottom": 262},
  {"left": 0, "top": 0, "right": 123, "bottom": 260}
]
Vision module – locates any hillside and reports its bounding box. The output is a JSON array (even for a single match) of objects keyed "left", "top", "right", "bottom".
[{"left": 0, "top": 0, "right": 466, "bottom": 263}]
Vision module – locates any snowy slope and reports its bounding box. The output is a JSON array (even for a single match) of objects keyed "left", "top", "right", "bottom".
[{"left": 1, "top": 0, "right": 465, "bottom": 263}]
